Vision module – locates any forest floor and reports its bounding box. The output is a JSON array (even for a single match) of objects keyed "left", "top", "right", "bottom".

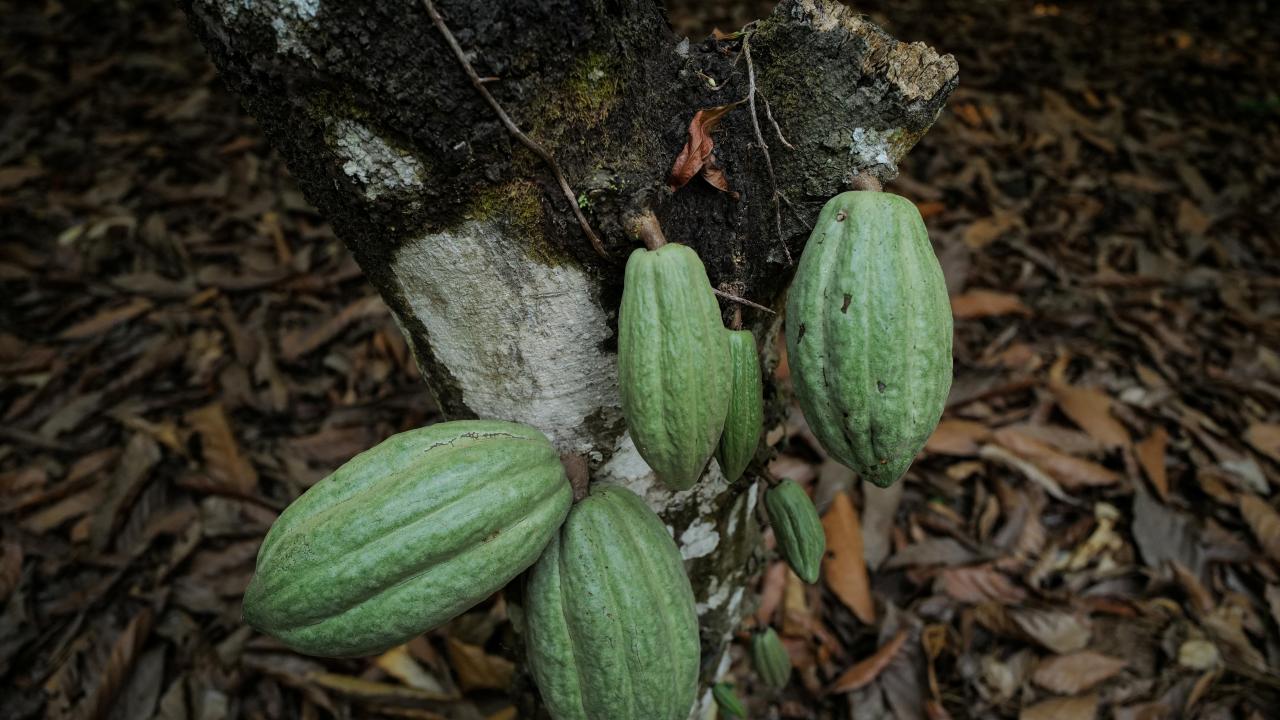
[{"left": 2, "top": 0, "right": 1279, "bottom": 719}]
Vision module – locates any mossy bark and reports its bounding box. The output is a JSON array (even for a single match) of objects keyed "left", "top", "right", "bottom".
[{"left": 179, "top": 0, "right": 956, "bottom": 713}]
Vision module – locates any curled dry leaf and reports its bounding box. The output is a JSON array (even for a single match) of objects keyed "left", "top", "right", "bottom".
[
  {"left": 828, "top": 629, "right": 909, "bottom": 694},
  {"left": 937, "top": 565, "right": 1027, "bottom": 605},
  {"left": 667, "top": 103, "right": 741, "bottom": 193},
  {"left": 1031, "top": 651, "right": 1127, "bottom": 694},
  {"left": 822, "top": 492, "right": 876, "bottom": 624},
  {"left": 1048, "top": 381, "right": 1131, "bottom": 448},
  {"left": 1134, "top": 427, "right": 1169, "bottom": 501},
  {"left": 1238, "top": 494, "right": 1280, "bottom": 563},
  {"left": 925, "top": 419, "right": 992, "bottom": 456},
  {"left": 950, "top": 289, "right": 1032, "bottom": 320},
  {"left": 994, "top": 427, "right": 1120, "bottom": 489}
]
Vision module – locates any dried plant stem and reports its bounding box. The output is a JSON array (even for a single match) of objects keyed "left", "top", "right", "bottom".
[
  {"left": 423, "top": 0, "right": 607, "bottom": 260},
  {"left": 744, "top": 34, "right": 793, "bottom": 265},
  {"left": 712, "top": 287, "right": 776, "bottom": 315}
]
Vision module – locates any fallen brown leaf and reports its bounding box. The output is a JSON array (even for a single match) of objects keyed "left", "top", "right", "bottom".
[
  {"left": 1049, "top": 381, "right": 1130, "bottom": 448},
  {"left": 1134, "top": 427, "right": 1169, "bottom": 500},
  {"left": 756, "top": 561, "right": 789, "bottom": 626},
  {"left": 951, "top": 290, "right": 1031, "bottom": 320},
  {"left": 1020, "top": 693, "right": 1098, "bottom": 720},
  {"left": 58, "top": 297, "right": 153, "bottom": 341},
  {"left": 827, "top": 629, "right": 909, "bottom": 693},
  {"left": 279, "top": 295, "right": 386, "bottom": 362},
  {"left": 446, "top": 637, "right": 515, "bottom": 692},
  {"left": 937, "top": 565, "right": 1026, "bottom": 605},
  {"left": 308, "top": 672, "right": 453, "bottom": 709},
  {"left": 187, "top": 403, "right": 258, "bottom": 494},
  {"left": 1244, "top": 422, "right": 1280, "bottom": 464},
  {"left": 925, "top": 419, "right": 992, "bottom": 456},
  {"left": 994, "top": 427, "right": 1121, "bottom": 489},
  {"left": 1239, "top": 494, "right": 1280, "bottom": 563},
  {"left": 1032, "top": 651, "right": 1126, "bottom": 694},
  {"left": 822, "top": 492, "right": 876, "bottom": 624},
  {"left": 1010, "top": 609, "right": 1092, "bottom": 654}
]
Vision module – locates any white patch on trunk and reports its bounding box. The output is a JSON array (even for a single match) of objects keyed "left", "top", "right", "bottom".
[
  {"left": 600, "top": 433, "right": 731, "bottom": 515},
  {"left": 329, "top": 119, "right": 423, "bottom": 201},
  {"left": 205, "top": 0, "right": 320, "bottom": 59},
  {"left": 850, "top": 126, "right": 896, "bottom": 175},
  {"left": 679, "top": 519, "right": 720, "bottom": 560},
  {"left": 390, "top": 219, "right": 619, "bottom": 453}
]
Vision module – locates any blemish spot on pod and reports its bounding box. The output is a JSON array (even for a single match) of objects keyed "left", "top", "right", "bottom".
[
  {"left": 525, "top": 484, "right": 700, "bottom": 720},
  {"left": 712, "top": 682, "right": 747, "bottom": 718},
  {"left": 241, "top": 420, "right": 572, "bottom": 658},
  {"left": 764, "top": 478, "right": 825, "bottom": 584},
  {"left": 716, "top": 328, "right": 765, "bottom": 483},
  {"left": 751, "top": 626, "right": 793, "bottom": 690},
  {"left": 618, "top": 244, "right": 732, "bottom": 490},
  {"left": 784, "top": 191, "right": 953, "bottom": 487}
]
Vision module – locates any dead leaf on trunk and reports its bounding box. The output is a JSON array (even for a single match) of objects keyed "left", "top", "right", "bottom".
[
  {"left": 822, "top": 491, "right": 876, "bottom": 624},
  {"left": 1031, "top": 651, "right": 1127, "bottom": 694},
  {"left": 667, "top": 103, "right": 742, "bottom": 194},
  {"left": 828, "top": 629, "right": 909, "bottom": 694},
  {"left": 1238, "top": 494, "right": 1280, "bottom": 563}
]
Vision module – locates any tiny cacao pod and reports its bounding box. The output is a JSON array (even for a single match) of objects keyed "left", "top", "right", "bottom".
[
  {"left": 618, "top": 243, "right": 731, "bottom": 490},
  {"left": 712, "top": 682, "right": 747, "bottom": 718},
  {"left": 785, "top": 190, "right": 953, "bottom": 487},
  {"left": 752, "top": 627, "right": 793, "bottom": 690},
  {"left": 764, "top": 478, "right": 825, "bottom": 584}
]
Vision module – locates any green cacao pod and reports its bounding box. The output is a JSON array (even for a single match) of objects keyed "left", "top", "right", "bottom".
[
  {"left": 764, "top": 479, "right": 825, "bottom": 584},
  {"left": 716, "top": 329, "right": 764, "bottom": 483},
  {"left": 785, "top": 190, "right": 953, "bottom": 487},
  {"left": 526, "top": 484, "right": 700, "bottom": 720},
  {"left": 242, "top": 420, "right": 572, "bottom": 657},
  {"left": 618, "top": 243, "right": 732, "bottom": 490},
  {"left": 712, "top": 682, "right": 747, "bottom": 718},
  {"left": 751, "top": 627, "right": 792, "bottom": 689}
]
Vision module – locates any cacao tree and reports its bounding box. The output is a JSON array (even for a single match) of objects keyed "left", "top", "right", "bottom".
[{"left": 180, "top": 0, "right": 956, "bottom": 713}]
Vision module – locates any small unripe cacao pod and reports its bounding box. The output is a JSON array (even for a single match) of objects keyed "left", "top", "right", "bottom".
[
  {"left": 716, "top": 329, "right": 764, "bottom": 483},
  {"left": 764, "top": 478, "right": 826, "bottom": 584},
  {"left": 751, "top": 627, "right": 793, "bottom": 690}
]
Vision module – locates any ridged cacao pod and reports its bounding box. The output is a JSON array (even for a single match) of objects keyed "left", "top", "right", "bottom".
[
  {"left": 752, "top": 627, "right": 792, "bottom": 689},
  {"left": 242, "top": 420, "right": 572, "bottom": 657},
  {"left": 712, "top": 682, "right": 747, "bottom": 718},
  {"left": 785, "top": 191, "right": 953, "bottom": 487},
  {"left": 716, "top": 329, "right": 764, "bottom": 483},
  {"left": 618, "top": 243, "right": 731, "bottom": 490},
  {"left": 525, "top": 484, "right": 700, "bottom": 720},
  {"left": 764, "top": 478, "right": 825, "bottom": 583}
]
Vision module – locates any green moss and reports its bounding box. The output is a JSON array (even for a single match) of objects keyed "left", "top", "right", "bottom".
[
  {"left": 531, "top": 51, "right": 622, "bottom": 140},
  {"left": 464, "top": 180, "right": 565, "bottom": 266}
]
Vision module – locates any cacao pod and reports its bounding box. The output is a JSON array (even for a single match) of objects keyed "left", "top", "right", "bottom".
[
  {"left": 785, "top": 190, "right": 953, "bottom": 487},
  {"left": 751, "top": 627, "right": 792, "bottom": 690},
  {"left": 242, "top": 420, "right": 572, "bottom": 657},
  {"left": 618, "top": 243, "right": 731, "bottom": 490},
  {"left": 716, "top": 329, "right": 764, "bottom": 483},
  {"left": 764, "top": 478, "right": 825, "bottom": 584},
  {"left": 712, "top": 682, "right": 747, "bottom": 718},
  {"left": 525, "top": 484, "right": 700, "bottom": 720}
]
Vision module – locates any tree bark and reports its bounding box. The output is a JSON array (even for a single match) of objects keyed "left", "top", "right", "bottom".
[{"left": 180, "top": 0, "right": 955, "bottom": 712}]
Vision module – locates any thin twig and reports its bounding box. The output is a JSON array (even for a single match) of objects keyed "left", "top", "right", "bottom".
[
  {"left": 759, "top": 91, "right": 795, "bottom": 150},
  {"left": 743, "top": 34, "right": 792, "bottom": 265},
  {"left": 422, "top": 0, "right": 607, "bottom": 260},
  {"left": 712, "top": 287, "right": 776, "bottom": 315}
]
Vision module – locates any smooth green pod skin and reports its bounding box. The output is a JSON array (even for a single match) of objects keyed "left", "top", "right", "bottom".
[
  {"left": 618, "top": 243, "right": 732, "bottom": 490},
  {"left": 765, "top": 479, "right": 825, "bottom": 584},
  {"left": 716, "top": 329, "right": 765, "bottom": 483},
  {"left": 525, "top": 485, "right": 700, "bottom": 720},
  {"left": 785, "top": 191, "right": 953, "bottom": 487},
  {"left": 752, "top": 627, "right": 792, "bottom": 690},
  {"left": 242, "top": 420, "right": 572, "bottom": 658},
  {"left": 712, "top": 682, "right": 747, "bottom": 718}
]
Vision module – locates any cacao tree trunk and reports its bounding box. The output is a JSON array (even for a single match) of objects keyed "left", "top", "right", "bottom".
[{"left": 180, "top": 0, "right": 955, "bottom": 712}]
